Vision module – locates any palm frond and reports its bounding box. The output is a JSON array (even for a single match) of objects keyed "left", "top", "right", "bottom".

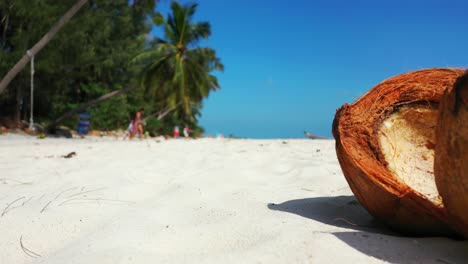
[{"left": 189, "top": 22, "right": 211, "bottom": 44}]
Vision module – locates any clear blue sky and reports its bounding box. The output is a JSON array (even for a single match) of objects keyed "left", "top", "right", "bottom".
[{"left": 153, "top": 0, "right": 468, "bottom": 139}]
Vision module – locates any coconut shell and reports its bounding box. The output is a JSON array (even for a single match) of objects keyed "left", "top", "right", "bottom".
[
  {"left": 435, "top": 70, "right": 468, "bottom": 238},
  {"left": 333, "top": 68, "right": 465, "bottom": 236}
]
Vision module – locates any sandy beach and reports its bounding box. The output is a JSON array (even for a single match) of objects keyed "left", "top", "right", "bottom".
[{"left": 0, "top": 134, "right": 467, "bottom": 263}]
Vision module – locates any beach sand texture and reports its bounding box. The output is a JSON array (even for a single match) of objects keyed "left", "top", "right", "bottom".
[{"left": 0, "top": 134, "right": 467, "bottom": 263}]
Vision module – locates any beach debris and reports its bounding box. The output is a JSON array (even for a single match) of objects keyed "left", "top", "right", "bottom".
[
  {"left": 55, "top": 187, "right": 78, "bottom": 199},
  {"left": 62, "top": 152, "right": 76, "bottom": 159},
  {"left": 40, "top": 201, "right": 52, "bottom": 213},
  {"left": 2, "top": 197, "right": 26, "bottom": 216},
  {"left": 21, "top": 197, "right": 33, "bottom": 206},
  {"left": 58, "top": 197, "right": 135, "bottom": 206},
  {"left": 333, "top": 68, "right": 465, "bottom": 237},
  {"left": 434, "top": 70, "right": 468, "bottom": 238},
  {"left": 20, "top": 235, "right": 41, "bottom": 258},
  {"left": 332, "top": 217, "right": 367, "bottom": 228},
  {"left": 66, "top": 187, "right": 106, "bottom": 198},
  {"left": 0, "top": 178, "right": 31, "bottom": 185},
  {"left": 304, "top": 131, "right": 328, "bottom": 139}
]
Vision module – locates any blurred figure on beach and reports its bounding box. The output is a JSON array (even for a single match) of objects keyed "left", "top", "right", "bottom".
[
  {"left": 130, "top": 108, "right": 145, "bottom": 139},
  {"left": 123, "top": 120, "right": 135, "bottom": 140},
  {"left": 183, "top": 125, "right": 192, "bottom": 138},
  {"left": 173, "top": 125, "right": 180, "bottom": 138}
]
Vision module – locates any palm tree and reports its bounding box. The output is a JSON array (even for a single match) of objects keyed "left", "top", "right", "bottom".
[{"left": 134, "top": 2, "right": 223, "bottom": 122}]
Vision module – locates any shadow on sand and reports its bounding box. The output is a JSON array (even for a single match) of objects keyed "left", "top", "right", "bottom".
[
  {"left": 268, "top": 196, "right": 468, "bottom": 263},
  {"left": 268, "top": 195, "right": 394, "bottom": 235}
]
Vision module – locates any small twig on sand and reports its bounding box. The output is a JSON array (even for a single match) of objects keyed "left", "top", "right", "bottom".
[
  {"left": 40, "top": 201, "right": 52, "bottom": 213},
  {"left": 0, "top": 178, "right": 31, "bottom": 185},
  {"left": 55, "top": 187, "right": 77, "bottom": 199},
  {"left": 58, "top": 197, "right": 135, "bottom": 206},
  {"left": 333, "top": 218, "right": 377, "bottom": 228},
  {"left": 301, "top": 188, "right": 314, "bottom": 192},
  {"left": 20, "top": 235, "right": 41, "bottom": 258},
  {"left": 62, "top": 152, "right": 76, "bottom": 158},
  {"left": 22, "top": 196, "right": 33, "bottom": 206},
  {"left": 334, "top": 218, "right": 359, "bottom": 226},
  {"left": 2, "top": 197, "right": 25, "bottom": 216},
  {"left": 66, "top": 187, "right": 106, "bottom": 198},
  {"left": 38, "top": 194, "right": 46, "bottom": 200}
]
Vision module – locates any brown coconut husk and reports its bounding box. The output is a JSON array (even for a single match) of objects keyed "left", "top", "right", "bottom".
[
  {"left": 332, "top": 68, "right": 465, "bottom": 236},
  {"left": 435, "top": 70, "right": 468, "bottom": 238}
]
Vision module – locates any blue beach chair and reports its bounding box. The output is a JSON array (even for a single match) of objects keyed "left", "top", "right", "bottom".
[{"left": 77, "top": 113, "right": 91, "bottom": 135}]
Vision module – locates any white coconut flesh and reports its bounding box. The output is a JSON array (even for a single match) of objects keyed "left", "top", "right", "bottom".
[{"left": 378, "top": 105, "right": 442, "bottom": 205}]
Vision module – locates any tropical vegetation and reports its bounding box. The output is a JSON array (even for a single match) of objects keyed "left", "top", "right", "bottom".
[
  {"left": 0, "top": 0, "right": 222, "bottom": 137},
  {"left": 134, "top": 1, "right": 223, "bottom": 135}
]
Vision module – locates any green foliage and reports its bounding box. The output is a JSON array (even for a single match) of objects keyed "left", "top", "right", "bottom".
[
  {"left": 0, "top": 1, "right": 222, "bottom": 134},
  {"left": 135, "top": 2, "right": 223, "bottom": 124},
  {"left": 144, "top": 117, "right": 164, "bottom": 135},
  {"left": 88, "top": 94, "right": 130, "bottom": 130},
  {"left": 0, "top": 0, "right": 156, "bottom": 129}
]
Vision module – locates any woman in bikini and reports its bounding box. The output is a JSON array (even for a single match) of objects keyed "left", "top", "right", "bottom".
[{"left": 131, "top": 108, "right": 145, "bottom": 139}]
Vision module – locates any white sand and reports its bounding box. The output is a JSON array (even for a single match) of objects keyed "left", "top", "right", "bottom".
[{"left": 0, "top": 134, "right": 466, "bottom": 263}]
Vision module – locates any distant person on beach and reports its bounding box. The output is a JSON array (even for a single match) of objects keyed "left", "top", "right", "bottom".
[
  {"left": 173, "top": 126, "right": 180, "bottom": 138},
  {"left": 131, "top": 108, "right": 145, "bottom": 139},
  {"left": 183, "top": 125, "right": 192, "bottom": 138},
  {"left": 123, "top": 120, "right": 135, "bottom": 140}
]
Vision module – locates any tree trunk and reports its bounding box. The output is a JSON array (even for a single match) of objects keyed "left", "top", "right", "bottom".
[
  {"left": 46, "top": 86, "right": 131, "bottom": 132},
  {"left": 0, "top": 0, "right": 89, "bottom": 94},
  {"left": 143, "top": 102, "right": 181, "bottom": 122},
  {"left": 14, "top": 85, "right": 21, "bottom": 128}
]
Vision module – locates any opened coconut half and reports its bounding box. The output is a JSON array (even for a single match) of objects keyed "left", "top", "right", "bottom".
[
  {"left": 333, "top": 68, "right": 464, "bottom": 236},
  {"left": 435, "top": 70, "right": 468, "bottom": 238}
]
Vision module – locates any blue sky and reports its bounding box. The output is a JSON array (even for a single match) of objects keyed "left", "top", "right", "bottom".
[{"left": 153, "top": 0, "right": 468, "bottom": 138}]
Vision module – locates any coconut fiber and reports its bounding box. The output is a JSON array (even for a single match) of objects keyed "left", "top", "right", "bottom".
[
  {"left": 333, "top": 68, "right": 465, "bottom": 236},
  {"left": 435, "top": 70, "right": 468, "bottom": 238}
]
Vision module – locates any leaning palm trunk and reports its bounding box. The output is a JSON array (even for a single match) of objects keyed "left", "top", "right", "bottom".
[
  {"left": 333, "top": 68, "right": 464, "bottom": 236},
  {"left": 435, "top": 70, "right": 468, "bottom": 238},
  {"left": 0, "top": 0, "right": 88, "bottom": 94},
  {"left": 142, "top": 102, "right": 181, "bottom": 122}
]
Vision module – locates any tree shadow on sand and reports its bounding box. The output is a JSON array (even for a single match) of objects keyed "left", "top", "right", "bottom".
[{"left": 268, "top": 196, "right": 468, "bottom": 263}]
